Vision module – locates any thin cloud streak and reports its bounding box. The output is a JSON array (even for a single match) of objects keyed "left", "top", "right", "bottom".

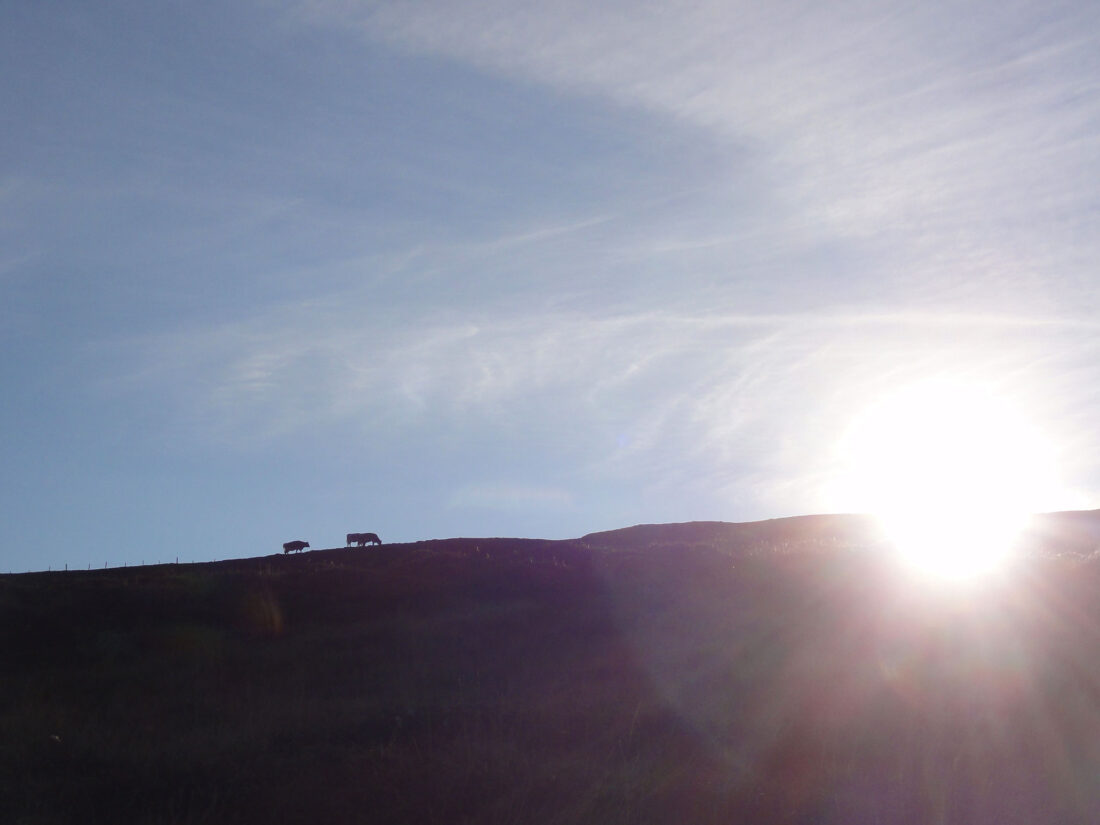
[
  {"left": 296, "top": 0, "right": 1100, "bottom": 314},
  {"left": 102, "top": 300, "right": 1100, "bottom": 518}
]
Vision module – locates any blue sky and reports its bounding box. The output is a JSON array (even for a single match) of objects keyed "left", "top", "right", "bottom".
[{"left": 2, "top": 0, "right": 1099, "bottom": 571}]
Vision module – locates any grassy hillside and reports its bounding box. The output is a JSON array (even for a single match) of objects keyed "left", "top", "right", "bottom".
[{"left": 3, "top": 517, "right": 1100, "bottom": 824}]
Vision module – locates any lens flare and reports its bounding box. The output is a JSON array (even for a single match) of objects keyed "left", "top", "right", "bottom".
[{"left": 835, "top": 378, "right": 1060, "bottom": 580}]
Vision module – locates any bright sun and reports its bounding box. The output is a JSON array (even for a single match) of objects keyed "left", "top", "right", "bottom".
[{"left": 837, "top": 379, "right": 1060, "bottom": 581}]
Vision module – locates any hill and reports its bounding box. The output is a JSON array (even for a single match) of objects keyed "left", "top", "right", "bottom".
[
  {"left": 3, "top": 514, "right": 1100, "bottom": 824},
  {"left": 580, "top": 513, "right": 883, "bottom": 551}
]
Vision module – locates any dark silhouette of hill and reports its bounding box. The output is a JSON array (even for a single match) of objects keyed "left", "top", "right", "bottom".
[
  {"left": 584, "top": 510, "right": 1100, "bottom": 556},
  {"left": 2, "top": 512, "right": 1100, "bottom": 824},
  {"left": 1018, "top": 508, "right": 1100, "bottom": 556},
  {"left": 581, "top": 513, "right": 884, "bottom": 552}
]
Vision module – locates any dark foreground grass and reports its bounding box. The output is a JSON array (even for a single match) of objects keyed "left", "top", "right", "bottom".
[{"left": 4, "top": 526, "right": 1100, "bottom": 824}]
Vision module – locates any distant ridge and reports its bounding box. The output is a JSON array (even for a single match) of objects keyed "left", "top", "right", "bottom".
[
  {"left": 581, "top": 510, "right": 1100, "bottom": 558},
  {"left": 580, "top": 513, "right": 882, "bottom": 553},
  {"left": 10, "top": 510, "right": 1096, "bottom": 578},
  {"left": 1020, "top": 508, "right": 1100, "bottom": 557}
]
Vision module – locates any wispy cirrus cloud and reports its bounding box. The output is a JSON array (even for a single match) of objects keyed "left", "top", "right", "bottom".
[
  {"left": 101, "top": 290, "right": 1100, "bottom": 517},
  {"left": 6, "top": 0, "right": 1099, "bottom": 570},
  {"left": 291, "top": 0, "right": 1100, "bottom": 314}
]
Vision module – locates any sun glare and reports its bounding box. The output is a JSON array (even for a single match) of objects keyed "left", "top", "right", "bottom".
[{"left": 837, "top": 379, "right": 1060, "bottom": 581}]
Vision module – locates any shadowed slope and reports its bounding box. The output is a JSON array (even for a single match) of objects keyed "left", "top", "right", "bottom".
[
  {"left": 3, "top": 515, "right": 1100, "bottom": 824},
  {"left": 581, "top": 513, "right": 883, "bottom": 553}
]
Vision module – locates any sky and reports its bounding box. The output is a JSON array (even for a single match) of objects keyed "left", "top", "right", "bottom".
[{"left": 2, "top": 0, "right": 1099, "bottom": 572}]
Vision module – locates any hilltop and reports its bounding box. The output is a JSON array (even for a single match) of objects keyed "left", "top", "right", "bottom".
[
  {"left": 580, "top": 509, "right": 1100, "bottom": 556},
  {"left": 3, "top": 512, "right": 1100, "bottom": 824},
  {"left": 580, "top": 512, "right": 883, "bottom": 551}
]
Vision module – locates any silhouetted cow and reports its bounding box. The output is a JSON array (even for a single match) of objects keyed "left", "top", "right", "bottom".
[
  {"left": 347, "top": 532, "right": 382, "bottom": 547},
  {"left": 283, "top": 540, "right": 309, "bottom": 554}
]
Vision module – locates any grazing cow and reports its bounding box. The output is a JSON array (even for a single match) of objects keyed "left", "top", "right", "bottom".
[
  {"left": 283, "top": 540, "right": 309, "bottom": 554},
  {"left": 347, "top": 532, "right": 382, "bottom": 547}
]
